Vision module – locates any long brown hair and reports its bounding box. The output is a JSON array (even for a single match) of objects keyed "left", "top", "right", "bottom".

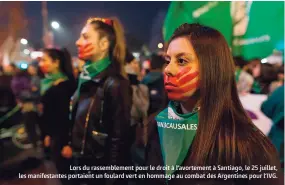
[
  {"left": 168, "top": 23, "right": 277, "bottom": 166},
  {"left": 87, "top": 17, "right": 127, "bottom": 78}
]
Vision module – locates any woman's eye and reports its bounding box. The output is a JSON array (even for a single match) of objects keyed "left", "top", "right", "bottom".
[
  {"left": 165, "top": 58, "right": 170, "bottom": 65},
  {"left": 177, "top": 58, "right": 188, "bottom": 65},
  {"left": 83, "top": 35, "right": 89, "bottom": 40}
]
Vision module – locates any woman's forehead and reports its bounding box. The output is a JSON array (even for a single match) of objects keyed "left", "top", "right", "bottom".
[
  {"left": 167, "top": 37, "right": 195, "bottom": 56},
  {"left": 81, "top": 24, "right": 93, "bottom": 34}
]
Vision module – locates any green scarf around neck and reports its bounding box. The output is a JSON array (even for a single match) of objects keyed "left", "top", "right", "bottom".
[
  {"left": 155, "top": 101, "right": 199, "bottom": 176},
  {"left": 41, "top": 72, "right": 67, "bottom": 95},
  {"left": 76, "top": 56, "right": 111, "bottom": 98}
]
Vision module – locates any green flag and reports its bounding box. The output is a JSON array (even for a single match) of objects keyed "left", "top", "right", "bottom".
[
  {"left": 163, "top": 2, "right": 232, "bottom": 45},
  {"left": 232, "top": 1, "right": 284, "bottom": 60},
  {"left": 163, "top": 1, "right": 284, "bottom": 61}
]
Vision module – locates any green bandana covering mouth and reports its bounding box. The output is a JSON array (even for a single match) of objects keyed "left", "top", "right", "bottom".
[
  {"left": 40, "top": 72, "right": 68, "bottom": 95},
  {"left": 76, "top": 56, "right": 111, "bottom": 98},
  {"left": 155, "top": 101, "right": 199, "bottom": 176}
]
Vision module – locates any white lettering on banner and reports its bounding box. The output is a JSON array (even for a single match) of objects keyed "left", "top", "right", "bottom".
[
  {"left": 233, "top": 35, "right": 271, "bottom": 46},
  {"left": 157, "top": 122, "right": 197, "bottom": 130},
  {"left": 193, "top": 2, "right": 219, "bottom": 18}
]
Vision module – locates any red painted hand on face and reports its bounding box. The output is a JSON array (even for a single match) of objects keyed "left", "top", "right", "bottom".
[
  {"left": 78, "top": 43, "right": 94, "bottom": 60},
  {"left": 164, "top": 67, "right": 199, "bottom": 101},
  {"left": 39, "top": 63, "right": 50, "bottom": 74}
]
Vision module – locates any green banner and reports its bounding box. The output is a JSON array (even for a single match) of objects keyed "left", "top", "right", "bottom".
[{"left": 163, "top": 1, "right": 284, "bottom": 61}]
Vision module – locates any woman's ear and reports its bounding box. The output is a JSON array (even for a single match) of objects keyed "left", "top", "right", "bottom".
[
  {"left": 54, "top": 59, "right": 60, "bottom": 68},
  {"left": 99, "top": 36, "right": 110, "bottom": 52}
]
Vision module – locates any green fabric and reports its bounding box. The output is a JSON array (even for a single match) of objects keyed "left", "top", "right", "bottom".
[
  {"left": 232, "top": 2, "right": 284, "bottom": 60},
  {"left": 261, "top": 86, "right": 284, "bottom": 163},
  {"left": 0, "top": 105, "right": 20, "bottom": 125},
  {"left": 76, "top": 57, "right": 111, "bottom": 98},
  {"left": 40, "top": 72, "right": 67, "bottom": 95},
  {"left": 163, "top": 2, "right": 232, "bottom": 45},
  {"left": 252, "top": 80, "right": 262, "bottom": 94},
  {"left": 155, "top": 101, "right": 199, "bottom": 176},
  {"left": 261, "top": 86, "right": 284, "bottom": 128},
  {"left": 163, "top": 1, "right": 284, "bottom": 61}
]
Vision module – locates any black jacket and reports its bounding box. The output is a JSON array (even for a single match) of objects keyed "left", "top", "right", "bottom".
[
  {"left": 145, "top": 118, "right": 284, "bottom": 185},
  {"left": 70, "top": 67, "right": 132, "bottom": 166},
  {"left": 40, "top": 79, "right": 76, "bottom": 144}
]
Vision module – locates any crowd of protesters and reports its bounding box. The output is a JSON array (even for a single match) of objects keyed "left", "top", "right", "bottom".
[{"left": 0, "top": 19, "right": 283, "bottom": 185}]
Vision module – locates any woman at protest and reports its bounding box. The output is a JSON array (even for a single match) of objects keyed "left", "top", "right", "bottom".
[
  {"left": 62, "top": 17, "right": 132, "bottom": 185},
  {"left": 39, "top": 48, "right": 76, "bottom": 185},
  {"left": 145, "top": 23, "right": 283, "bottom": 185}
]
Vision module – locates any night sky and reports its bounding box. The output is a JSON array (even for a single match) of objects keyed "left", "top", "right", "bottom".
[{"left": 24, "top": 1, "right": 170, "bottom": 54}]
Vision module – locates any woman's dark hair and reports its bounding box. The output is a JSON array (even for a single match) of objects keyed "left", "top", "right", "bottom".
[
  {"left": 168, "top": 23, "right": 276, "bottom": 166},
  {"left": 43, "top": 48, "right": 75, "bottom": 82},
  {"left": 87, "top": 17, "right": 127, "bottom": 78},
  {"left": 260, "top": 63, "right": 278, "bottom": 83},
  {"left": 277, "top": 65, "right": 284, "bottom": 74},
  {"left": 233, "top": 56, "right": 247, "bottom": 68}
]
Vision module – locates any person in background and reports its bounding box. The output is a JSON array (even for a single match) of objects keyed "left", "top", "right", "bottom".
[
  {"left": 258, "top": 63, "right": 279, "bottom": 94},
  {"left": 125, "top": 50, "right": 149, "bottom": 151},
  {"left": 243, "top": 58, "right": 262, "bottom": 94},
  {"left": 65, "top": 17, "right": 132, "bottom": 185},
  {"left": 10, "top": 68, "right": 31, "bottom": 103},
  {"left": 3, "top": 63, "right": 17, "bottom": 76},
  {"left": 234, "top": 56, "right": 254, "bottom": 95},
  {"left": 27, "top": 62, "right": 42, "bottom": 101},
  {"left": 125, "top": 50, "right": 141, "bottom": 85},
  {"left": 19, "top": 62, "right": 43, "bottom": 151},
  {"left": 72, "top": 58, "right": 85, "bottom": 79},
  {"left": 142, "top": 54, "right": 168, "bottom": 116},
  {"left": 10, "top": 67, "right": 41, "bottom": 150},
  {"left": 269, "top": 65, "right": 284, "bottom": 93},
  {"left": 39, "top": 48, "right": 76, "bottom": 185},
  {"left": 145, "top": 23, "right": 283, "bottom": 185},
  {"left": 0, "top": 64, "right": 20, "bottom": 129},
  {"left": 261, "top": 85, "right": 284, "bottom": 168},
  {"left": 141, "top": 60, "right": 151, "bottom": 80}
]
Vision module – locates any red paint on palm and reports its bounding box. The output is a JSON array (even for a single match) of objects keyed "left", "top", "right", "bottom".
[
  {"left": 39, "top": 64, "right": 50, "bottom": 74},
  {"left": 164, "top": 66, "right": 199, "bottom": 100},
  {"left": 178, "top": 71, "right": 199, "bottom": 85},
  {"left": 78, "top": 43, "right": 94, "bottom": 59}
]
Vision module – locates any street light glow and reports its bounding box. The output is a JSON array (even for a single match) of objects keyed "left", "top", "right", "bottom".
[
  {"left": 20, "top": 63, "right": 28, "bottom": 69},
  {"left": 261, "top": 58, "right": 268, "bottom": 63},
  {"left": 21, "top": 38, "right": 28, "bottom": 45},
  {"left": 30, "top": 51, "right": 43, "bottom": 59},
  {"left": 23, "top": 49, "right": 30, "bottom": 55},
  {"left": 158, "top": 43, "right": 163, "bottom": 49},
  {"left": 51, "top": 21, "right": 60, "bottom": 29}
]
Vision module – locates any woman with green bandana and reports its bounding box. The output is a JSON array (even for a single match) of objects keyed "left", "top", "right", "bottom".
[
  {"left": 145, "top": 23, "right": 283, "bottom": 185},
  {"left": 39, "top": 48, "right": 76, "bottom": 185},
  {"left": 62, "top": 17, "right": 132, "bottom": 185}
]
